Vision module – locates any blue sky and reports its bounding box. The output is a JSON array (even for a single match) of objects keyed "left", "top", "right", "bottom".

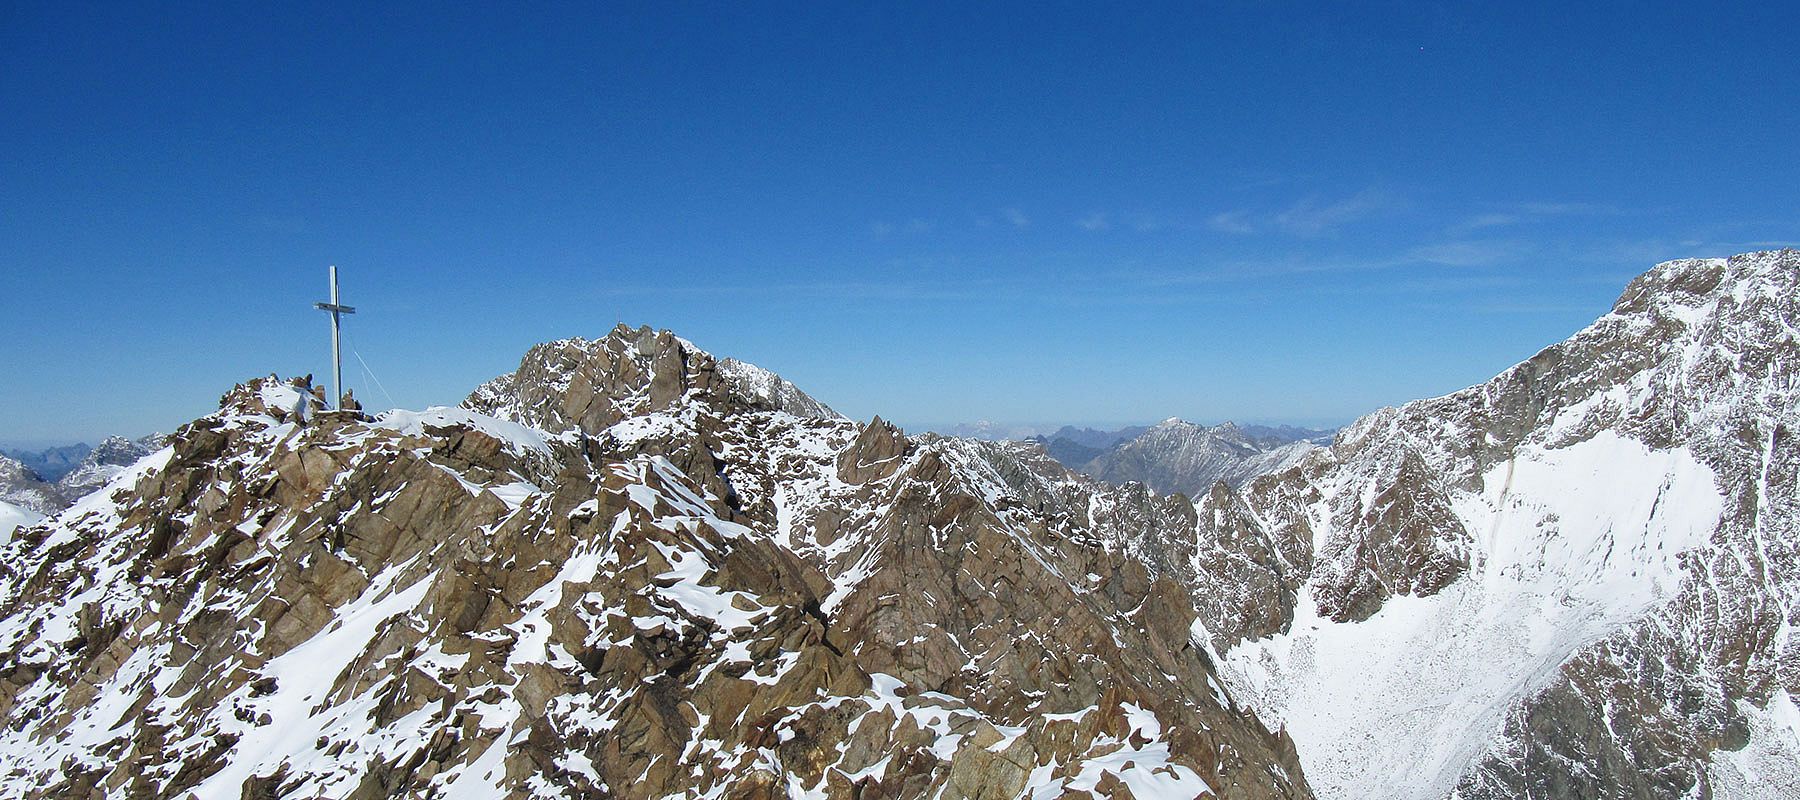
[{"left": 3, "top": 3, "right": 1796, "bottom": 446}]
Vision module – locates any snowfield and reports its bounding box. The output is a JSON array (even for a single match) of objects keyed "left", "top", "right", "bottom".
[{"left": 1221, "top": 432, "right": 1725, "bottom": 800}]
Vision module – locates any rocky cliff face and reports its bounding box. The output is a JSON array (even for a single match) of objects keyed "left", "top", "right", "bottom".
[
  {"left": 1204, "top": 250, "right": 1800, "bottom": 799},
  {"left": 0, "top": 329, "right": 1308, "bottom": 799}
]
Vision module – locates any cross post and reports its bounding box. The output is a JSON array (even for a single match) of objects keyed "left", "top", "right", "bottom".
[{"left": 313, "top": 265, "right": 356, "bottom": 410}]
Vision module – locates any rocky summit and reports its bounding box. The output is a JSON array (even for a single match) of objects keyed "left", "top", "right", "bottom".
[
  {"left": 0, "top": 323, "right": 1307, "bottom": 799},
  {"left": 1, "top": 250, "right": 1797, "bottom": 800}
]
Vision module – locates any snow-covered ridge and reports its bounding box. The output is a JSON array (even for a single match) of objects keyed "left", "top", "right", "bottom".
[
  {"left": 716, "top": 357, "right": 843, "bottom": 421},
  {"left": 5, "top": 250, "right": 1791, "bottom": 800},
  {"left": 1077, "top": 416, "right": 1324, "bottom": 496}
]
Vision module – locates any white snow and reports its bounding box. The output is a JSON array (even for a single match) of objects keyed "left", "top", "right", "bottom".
[
  {"left": 1706, "top": 691, "right": 1800, "bottom": 799},
  {"left": 649, "top": 540, "right": 767, "bottom": 632},
  {"left": 1027, "top": 702, "right": 1212, "bottom": 799},
  {"left": 258, "top": 381, "right": 310, "bottom": 420},
  {"left": 183, "top": 560, "right": 434, "bottom": 799},
  {"left": 1220, "top": 431, "right": 1725, "bottom": 800},
  {"left": 375, "top": 407, "right": 554, "bottom": 456},
  {"left": 0, "top": 500, "right": 41, "bottom": 542}
]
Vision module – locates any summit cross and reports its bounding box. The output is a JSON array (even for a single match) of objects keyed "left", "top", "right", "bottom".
[{"left": 313, "top": 265, "right": 356, "bottom": 410}]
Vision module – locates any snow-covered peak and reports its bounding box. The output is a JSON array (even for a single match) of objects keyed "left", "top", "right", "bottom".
[
  {"left": 716, "top": 357, "right": 842, "bottom": 421},
  {"left": 1333, "top": 249, "right": 1799, "bottom": 495},
  {"left": 0, "top": 453, "right": 63, "bottom": 515}
]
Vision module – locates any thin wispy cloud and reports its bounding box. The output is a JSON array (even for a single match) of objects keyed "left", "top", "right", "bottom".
[
  {"left": 1272, "top": 189, "right": 1396, "bottom": 237},
  {"left": 1128, "top": 215, "right": 1167, "bottom": 232},
  {"left": 1203, "top": 188, "right": 1399, "bottom": 238},
  {"left": 1207, "top": 211, "right": 1255, "bottom": 234},
  {"left": 1454, "top": 213, "right": 1520, "bottom": 231},
  {"left": 1518, "top": 201, "right": 1622, "bottom": 216},
  {"left": 1409, "top": 239, "right": 1528, "bottom": 267},
  {"left": 1101, "top": 253, "right": 1416, "bottom": 289},
  {"left": 1449, "top": 201, "right": 1627, "bottom": 234},
  {"left": 1077, "top": 211, "right": 1177, "bottom": 233},
  {"left": 1001, "top": 207, "right": 1030, "bottom": 228}
]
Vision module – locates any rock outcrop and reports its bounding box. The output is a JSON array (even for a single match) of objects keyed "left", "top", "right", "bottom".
[{"left": 464, "top": 323, "right": 842, "bottom": 436}]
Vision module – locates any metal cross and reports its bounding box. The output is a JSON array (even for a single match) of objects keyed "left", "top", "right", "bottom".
[{"left": 313, "top": 265, "right": 356, "bottom": 410}]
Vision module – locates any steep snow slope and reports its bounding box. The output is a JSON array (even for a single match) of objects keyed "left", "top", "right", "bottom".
[
  {"left": 1209, "top": 250, "right": 1800, "bottom": 799},
  {"left": 1223, "top": 433, "right": 1723, "bottom": 799}
]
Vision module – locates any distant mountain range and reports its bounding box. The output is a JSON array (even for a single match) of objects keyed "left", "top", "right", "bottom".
[
  {"left": 923, "top": 420, "right": 1058, "bottom": 441},
  {"left": 1, "top": 443, "right": 91, "bottom": 482},
  {"left": 1027, "top": 420, "right": 1337, "bottom": 496},
  {"left": 0, "top": 434, "right": 166, "bottom": 514}
]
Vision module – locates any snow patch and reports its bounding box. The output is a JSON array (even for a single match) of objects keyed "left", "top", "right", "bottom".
[{"left": 0, "top": 500, "right": 41, "bottom": 543}]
